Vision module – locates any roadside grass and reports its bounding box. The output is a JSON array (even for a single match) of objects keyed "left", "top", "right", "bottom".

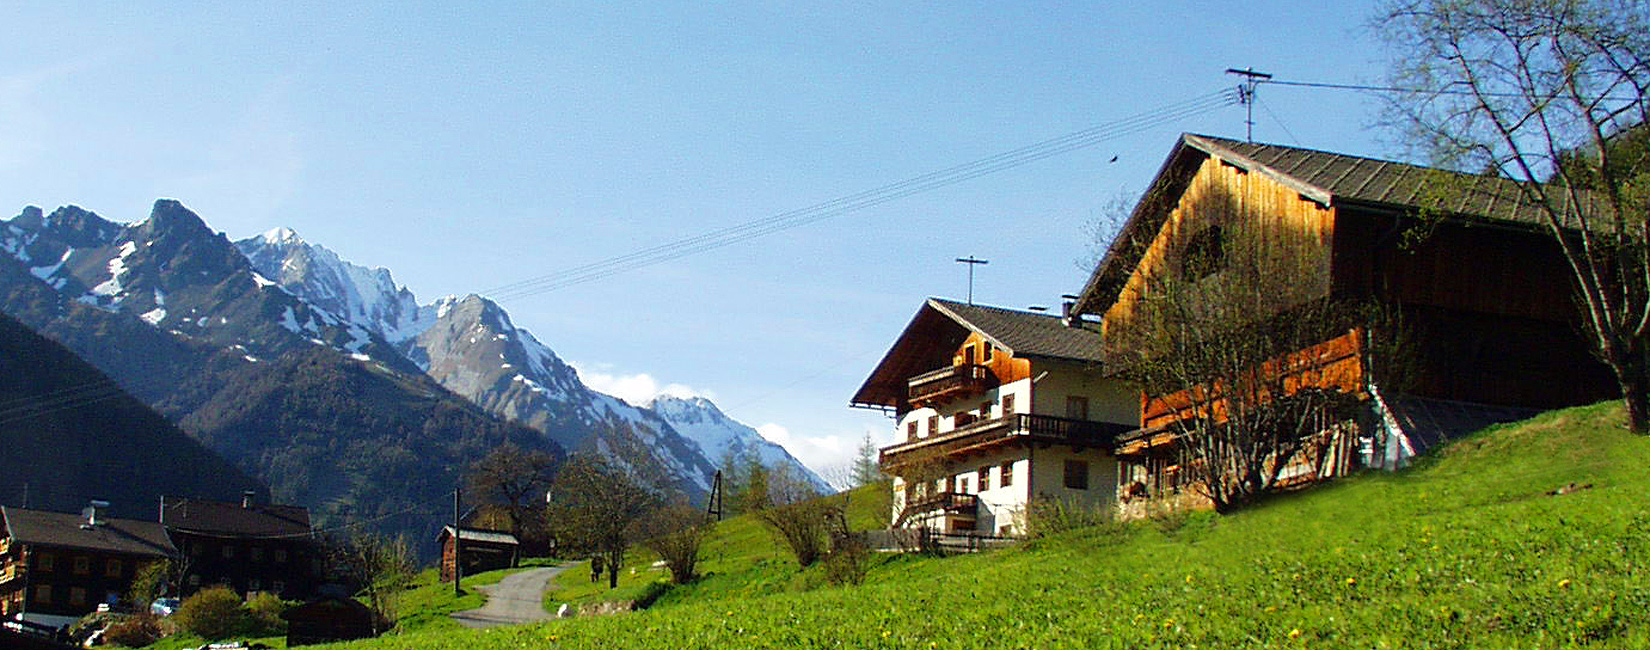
[
  {"left": 392, "top": 565, "right": 535, "bottom": 634},
  {"left": 330, "top": 401, "right": 1650, "bottom": 648}
]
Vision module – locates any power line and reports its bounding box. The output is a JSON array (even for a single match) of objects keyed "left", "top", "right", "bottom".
[
  {"left": 481, "top": 88, "right": 1242, "bottom": 302},
  {"left": 1260, "top": 78, "right": 1644, "bottom": 102}
]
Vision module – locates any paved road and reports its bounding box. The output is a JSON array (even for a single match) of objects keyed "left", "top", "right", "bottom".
[{"left": 451, "top": 565, "right": 572, "bottom": 629}]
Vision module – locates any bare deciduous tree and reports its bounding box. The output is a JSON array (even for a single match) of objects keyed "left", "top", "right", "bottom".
[
  {"left": 752, "top": 464, "right": 836, "bottom": 567},
  {"left": 549, "top": 453, "right": 661, "bottom": 589},
  {"left": 1106, "top": 188, "right": 1369, "bottom": 512},
  {"left": 1376, "top": 0, "right": 1650, "bottom": 430},
  {"left": 466, "top": 442, "right": 557, "bottom": 544},
  {"left": 630, "top": 503, "right": 708, "bottom": 584},
  {"left": 324, "top": 533, "right": 414, "bottom": 634}
]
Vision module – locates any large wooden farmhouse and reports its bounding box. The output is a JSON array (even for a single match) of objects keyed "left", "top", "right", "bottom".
[
  {"left": 1070, "top": 134, "right": 1617, "bottom": 511},
  {"left": 160, "top": 493, "right": 322, "bottom": 600},
  {"left": 0, "top": 502, "right": 175, "bottom": 629},
  {"left": 852, "top": 298, "right": 1137, "bottom": 535}
]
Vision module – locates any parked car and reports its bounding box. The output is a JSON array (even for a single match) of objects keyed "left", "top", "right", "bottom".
[{"left": 150, "top": 597, "right": 181, "bottom": 616}]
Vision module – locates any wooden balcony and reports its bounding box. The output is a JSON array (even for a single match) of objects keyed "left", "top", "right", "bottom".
[
  {"left": 895, "top": 492, "right": 978, "bottom": 528},
  {"left": 907, "top": 364, "right": 993, "bottom": 408},
  {"left": 881, "top": 414, "right": 1134, "bottom": 468}
]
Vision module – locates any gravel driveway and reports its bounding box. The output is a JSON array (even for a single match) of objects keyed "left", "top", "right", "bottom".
[{"left": 450, "top": 565, "right": 572, "bottom": 629}]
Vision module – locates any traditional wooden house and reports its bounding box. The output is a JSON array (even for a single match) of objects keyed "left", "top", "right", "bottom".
[
  {"left": 852, "top": 298, "right": 1137, "bottom": 536},
  {"left": 159, "top": 493, "right": 321, "bottom": 599},
  {"left": 1071, "top": 133, "right": 1617, "bottom": 511},
  {"left": 0, "top": 502, "right": 175, "bottom": 629},
  {"left": 437, "top": 526, "right": 519, "bottom": 583}
]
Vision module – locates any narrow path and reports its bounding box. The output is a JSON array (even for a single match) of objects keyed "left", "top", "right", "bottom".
[{"left": 450, "top": 564, "right": 573, "bottom": 629}]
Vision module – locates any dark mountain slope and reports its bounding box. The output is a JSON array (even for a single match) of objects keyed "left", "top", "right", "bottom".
[{"left": 0, "top": 310, "right": 264, "bottom": 519}]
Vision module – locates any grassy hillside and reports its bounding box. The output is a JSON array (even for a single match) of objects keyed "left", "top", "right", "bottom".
[{"left": 335, "top": 402, "right": 1650, "bottom": 648}]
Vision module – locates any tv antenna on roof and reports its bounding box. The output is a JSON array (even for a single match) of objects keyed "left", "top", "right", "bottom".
[
  {"left": 1226, "top": 67, "right": 1273, "bottom": 142},
  {"left": 955, "top": 256, "right": 989, "bottom": 304}
]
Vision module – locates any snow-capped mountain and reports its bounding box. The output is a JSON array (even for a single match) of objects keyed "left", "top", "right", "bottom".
[
  {"left": 0, "top": 202, "right": 550, "bottom": 555},
  {"left": 648, "top": 395, "right": 830, "bottom": 491},
  {"left": 233, "top": 226, "right": 821, "bottom": 495}
]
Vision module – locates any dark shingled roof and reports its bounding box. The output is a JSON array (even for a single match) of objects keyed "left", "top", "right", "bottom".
[
  {"left": 850, "top": 298, "right": 1102, "bottom": 409},
  {"left": 160, "top": 496, "right": 311, "bottom": 538},
  {"left": 1, "top": 506, "right": 175, "bottom": 557},
  {"left": 926, "top": 299, "right": 1104, "bottom": 363},
  {"left": 438, "top": 526, "right": 519, "bottom": 546}
]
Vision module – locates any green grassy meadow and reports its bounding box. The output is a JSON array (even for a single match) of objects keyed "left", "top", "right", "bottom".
[{"left": 328, "top": 401, "right": 1650, "bottom": 648}]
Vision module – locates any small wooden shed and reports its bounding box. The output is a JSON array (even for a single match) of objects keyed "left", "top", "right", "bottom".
[
  {"left": 281, "top": 596, "right": 378, "bottom": 647},
  {"left": 437, "top": 526, "right": 519, "bottom": 582}
]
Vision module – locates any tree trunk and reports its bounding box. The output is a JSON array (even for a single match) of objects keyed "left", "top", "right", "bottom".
[{"left": 1620, "top": 361, "right": 1650, "bottom": 434}]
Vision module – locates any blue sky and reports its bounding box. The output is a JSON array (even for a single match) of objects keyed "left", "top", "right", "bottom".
[{"left": 0, "top": 2, "right": 1401, "bottom": 475}]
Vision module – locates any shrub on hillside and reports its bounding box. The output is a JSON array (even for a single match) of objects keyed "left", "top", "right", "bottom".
[
  {"left": 633, "top": 504, "right": 708, "bottom": 584},
  {"left": 175, "top": 586, "right": 248, "bottom": 640},
  {"left": 1023, "top": 496, "right": 1116, "bottom": 539},
  {"left": 823, "top": 532, "right": 871, "bottom": 586},
  {"left": 102, "top": 614, "right": 165, "bottom": 648},
  {"left": 245, "top": 592, "right": 289, "bottom": 636}
]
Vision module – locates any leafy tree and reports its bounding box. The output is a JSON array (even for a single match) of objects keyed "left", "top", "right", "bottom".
[
  {"left": 1376, "top": 0, "right": 1650, "bottom": 430},
  {"left": 126, "top": 559, "right": 172, "bottom": 610},
  {"left": 549, "top": 453, "right": 662, "bottom": 589},
  {"left": 740, "top": 457, "right": 773, "bottom": 513}
]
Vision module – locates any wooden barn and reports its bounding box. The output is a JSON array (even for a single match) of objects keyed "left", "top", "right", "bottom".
[
  {"left": 438, "top": 526, "right": 518, "bottom": 583},
  {"left": 1071, "top": 134, "right": 1617, "bottom": 510}
]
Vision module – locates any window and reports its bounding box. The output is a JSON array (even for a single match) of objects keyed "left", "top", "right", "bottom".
[
  {"left": 978, "top": 466, "right": 991, "bottom": 491},
  {"left": 188, "top": 574, "right": 201, "bottom": 587},
  {"left": 982, "top": 343, "right": 993, "bottom": 363},
  {"left": 272, "top": 580, "right": 285, "bottom": 594},
  {"left": 1066, "top": 396, "right": 1090, "bottom": 421},
  {"left": 34, "top": 585, "right": 51, "bottom": 604},
  {"left": 1064, "top": 460, "right": 1090, "bottom": 490},
  {"left": 73, "top": 556, "right": 90, "bottom": 575},
  {"left": 1182, "top": 226, "right": 1226, "bottom": 279},
  {"left": 1002, "top": 394, "right": 1015, "bottom": 415},
  {"left": 958, "top": 477, "right": 972, "bottom": 494},
  {"left": 980, "top": 401, "right": 992, "bottom": 419},
  {"left": 927, "top": 415, "right": 939, "bottom": 435},
  {"left": 963, "top": 346, "right": 975, "bottom": 365},
  {"left": 1000, "top": 461, "right": 1015, "bottom": 487},
  {"left": 907, "top": 421, "right": 918, "bottom": 440},
  {"left": 250, "top": 547, "right": 264, "bottom": 562},
  {"left": 274, "top": 548, "right": 288, "bottom": 563},
  {"left": 249, "top": 579, "right": 261, "bottom": 591},
  {"left": 69, "top": 587, "right": 86, "bottom": 606},
  {"left": 222, "top": 546, "right": 235, "bottom": 559},
  {"left": 939, "top": 477, "right": 952, "bottom": 493},
  {"left": 35, "top": 553, "right": 54, "bottom": 572},
  {"left": 105, "top": 559, "right": 122, "bottom": 578}
]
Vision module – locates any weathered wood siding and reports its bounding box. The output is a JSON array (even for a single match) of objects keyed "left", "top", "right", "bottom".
[
  {"left": 1102, "top": 156, "right": 1336, "bottom": 347},
  {"left": 1140, "top": 329, "right": 1365, "bottom": 430},
  {"left": 954, "top": 332, "right": 1032, "bottom": 385}
]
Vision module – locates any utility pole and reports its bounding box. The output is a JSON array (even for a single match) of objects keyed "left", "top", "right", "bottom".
[
  {"left": 452, "top": 485, "right": 462, "bottom": 596},
  {"left": 706, "top": 470, "right": 724, "bottom": 522},
  {"left": 1225, "top": 67, "right": 1273, "bottom": 142},
  {"left": 955, "top": 256, "right": 989, "bottom": 305}
]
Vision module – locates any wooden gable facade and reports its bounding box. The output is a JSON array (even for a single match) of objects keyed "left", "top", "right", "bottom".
[
  {"left": 1074, "top": 134, "right": 1617, "bottom": 512},
  {"left": 1078, "top": 133, "right": 1615, "bottom": 417}
]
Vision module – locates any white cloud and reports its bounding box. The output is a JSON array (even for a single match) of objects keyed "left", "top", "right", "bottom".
[
  {"left": 756, "top": 423, "right": 871, "bottom": 483},
  {"left": 568, "top": 361, "right": 712, "bottom": 406}
]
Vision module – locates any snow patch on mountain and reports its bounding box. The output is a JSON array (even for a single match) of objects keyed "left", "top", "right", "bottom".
[{"left": 648, "top": 395, "right": 830, "bottom": 491}]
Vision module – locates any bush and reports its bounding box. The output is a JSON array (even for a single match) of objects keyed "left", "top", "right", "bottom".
[
  {"left": 822, "top": 533, "right": 871, "bottom": 586},
  {"left": 174, "top": 586, "right": 248, "bottom": 640},
  {"left": 245, "top": 592, "right": 289, "bottom": 636},
  {"left": 103, "top": 614, "right": 165, "bottom": 648},
  {"left": 1024, "top": 496, "right": 1116, "bottom": 539}
]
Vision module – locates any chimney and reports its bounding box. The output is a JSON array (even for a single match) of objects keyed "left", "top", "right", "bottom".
[
  {"left": 81, "top": 500, "right": 110, "bottom": 528},
  {"left": 1061, "top": 300, "right": 1076, "bottom": 327},
  {"left": 242, "top": 490, "right": 256, "bottom": 509}
]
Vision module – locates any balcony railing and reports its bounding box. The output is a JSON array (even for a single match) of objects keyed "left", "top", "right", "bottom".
[
  {"left": 895, "top": 491, "right": 979, "bottom": 528},
  {"left": 907, "top": 364, "right": 993, "bottom": 407},
  {"left": 882, "top": 413, "right": 1134, "bottom": 467}
]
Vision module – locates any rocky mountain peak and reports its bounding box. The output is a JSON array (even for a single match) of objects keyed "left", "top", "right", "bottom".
[{"left": 138, "top": 199, "right": 213, "bottom": 239}]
